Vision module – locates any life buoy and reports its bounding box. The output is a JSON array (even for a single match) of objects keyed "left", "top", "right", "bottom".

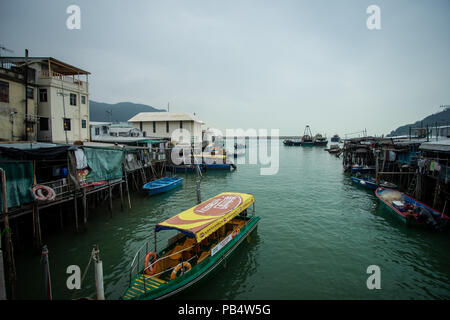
[
  {"left": 144, "top": 252, "right": 158, "bottom": 275},
  {"left": 170, "top": 262, "right": 191, "bottom": 280},
  {"left": 32, "top": 185, "right": 56, "bottom": 201}
]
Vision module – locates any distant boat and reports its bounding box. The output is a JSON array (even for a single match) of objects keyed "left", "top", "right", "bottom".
[
  {"left": 143, "top": 177, "right": 183, "bottom": 195},
  {"left": 313, "top": 133, "right": 328, "bottom": 146},
  {"left": 331, "top": 134, "right": 340, "bottom": 143},
  {"left": 375, "top": 188, "right": 449, "bottom": 229},
  {"left": 326, "top": 144, "right": 341, "bottom": 154},
  {"left": 351, "top": 176, "right": 397, "bottom": 190},
  {"left": 350, "top": 165, "right": 376, "bottom": 173},
  {"left": 283, "top": 139, "right": 302, "bottom": 146},
  {"left": 301, "top": 125, "right": 314, "bottom": 146}
]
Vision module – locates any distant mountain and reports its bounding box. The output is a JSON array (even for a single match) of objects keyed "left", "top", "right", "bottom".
[
  {"left": 387, "top": 107, "right": 450, "bottom": 137},
  {"left": 89, "top": 100, "right": 165, "bottom": 122}
]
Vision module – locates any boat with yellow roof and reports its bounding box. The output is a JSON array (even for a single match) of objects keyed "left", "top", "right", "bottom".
[{"left": 121, "top": 192, "right": 260, "bottom": 300}]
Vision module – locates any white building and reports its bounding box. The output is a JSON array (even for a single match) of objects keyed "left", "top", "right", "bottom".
[
  {"left": 90, "top": 121, "right": 145, "bottom": 143},
  {"left": 0, "top": 57, "right": 90, "bottom": 144},
  {"left": 128, "top": 112, "right": 204, "bottom": 143}
]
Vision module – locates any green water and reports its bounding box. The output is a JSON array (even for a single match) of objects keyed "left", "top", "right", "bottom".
[{"left": 14, "top": 141, "right": 450, "bottom": 299}]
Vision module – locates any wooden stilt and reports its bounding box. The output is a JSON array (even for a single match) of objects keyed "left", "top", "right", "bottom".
[
  {"left": 82, "top": 188, "right": 87, "bottom": 225},
  {"left": 74, "top": 195, "right": 79, "bottom": 232},
  {"left": 108, "top": 182, "right": 113, "bottom": 216},
  {"left": 119, "top": 182, "right": 124, "bottom": 212}
]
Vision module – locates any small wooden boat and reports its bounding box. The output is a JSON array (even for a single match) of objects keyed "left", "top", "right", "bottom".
[
  {"left": 375, "top": 188, "right": 449, "bottom": 229},
  {"left": 142, "top": 177, "right": 183, "bottom": 195},
  {"left": 326, "top": 144, "right": 341, "bottom": 154},
  {"left": 351, "top": 176, "right": 397, "bottom": 190},
  {"left": 122, "top": 192, "right": 260, "bottom": 300},
  {"left": 350, "top": 165, "right": 376, "bottom": 173}
]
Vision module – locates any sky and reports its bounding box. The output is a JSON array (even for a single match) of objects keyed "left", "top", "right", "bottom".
[{"left": 1, "top": 0, "right": 449, "bottom": 137}]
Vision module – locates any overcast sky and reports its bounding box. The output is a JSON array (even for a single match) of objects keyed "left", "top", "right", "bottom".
[{"left": 1, "top": 0, "right": 449, "bottom": 136}]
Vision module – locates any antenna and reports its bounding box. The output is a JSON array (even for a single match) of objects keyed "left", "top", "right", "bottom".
[
  {"left": 106, "top": 109, "right": 112, "bottom": 123},
  {"left": 0, "top": 44, "right": 14, "bottom": 57}
]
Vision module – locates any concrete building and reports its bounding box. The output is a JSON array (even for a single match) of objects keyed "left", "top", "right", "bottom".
[
  {"left": 128, "top": 112, "right": 204, "bottom": 144},
  {"left": 0, "top": 62, "right": 37, "bottom": 141},
  {"left": 0, "top": 56, "right": 90, "bottom": 144},
  {"left": 90, "top": 121, "right": 146, "bottom": 144}
]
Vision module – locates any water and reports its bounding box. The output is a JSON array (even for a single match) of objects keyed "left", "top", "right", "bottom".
[{"left": 14, "top": 141, "right": 450, "bottom": 299}]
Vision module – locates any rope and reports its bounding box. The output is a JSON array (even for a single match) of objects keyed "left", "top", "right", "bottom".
[{"left": 71, "top": 247, "right": 95, "bottom": 299}]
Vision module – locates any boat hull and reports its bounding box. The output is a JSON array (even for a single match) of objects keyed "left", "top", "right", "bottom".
[
  {"left": 143, "top": 177, "right": 183, "bottom": 195},
  {"left": 351, "top": 176, "right": 397, "bottom": 190},
  {"left": 375, "top": 188, "right": 449, "bottom": 229},
  {"left": 126, "top": 216, "right": 260, "bottom": 300}
]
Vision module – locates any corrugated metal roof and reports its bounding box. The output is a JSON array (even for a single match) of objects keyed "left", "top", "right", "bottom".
[
  {"left": 128, "top": 112, "right": 204, "bottom": 124},
  {"left": 419, "top": 139, "right": 450, "bottom": 152}
]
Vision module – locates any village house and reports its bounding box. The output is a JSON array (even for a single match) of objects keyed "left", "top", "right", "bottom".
[
  {"left": 128, "top": 112, "right": 204, "bottom": 144},
  {"left": 0, "top": 56, "right": 90, "bottom": 144},
  {"left": 0, "top": 58, "right": 37, "bottom": 141}
]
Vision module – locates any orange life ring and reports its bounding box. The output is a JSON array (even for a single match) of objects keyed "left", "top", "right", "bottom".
[
  {"left": 144, "top": 252, "right": 158, "bottom": 275},
  {"left": 170, "top": 262, "right": 191, "bottom": 280}
]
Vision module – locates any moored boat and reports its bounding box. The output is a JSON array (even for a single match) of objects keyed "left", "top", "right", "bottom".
[
  {"left": 122, "top": 192, "right": 260, "bottom": 300},
  {"left": 301, "top": 125, "right": 314, "bottom": 146},
  {"left": 313, "top": 133, "right": 328, "bottom": 146},
  {"left": 142, "top": 177, "right": 184, "bottom": 195},
  {"left": 375, "top": 188, "right": 449, "bottom": 229},
  {"left": 331, "top": 134, "right": 340, "bottom": 143},
  {"left": 283, "top": 139, "right": 302, "bottom": 146},
  {"left": 350, "top": 176, "right": 397, "bottom": 190}
]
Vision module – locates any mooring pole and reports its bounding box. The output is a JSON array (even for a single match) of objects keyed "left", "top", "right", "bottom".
[
  {"left": 41, "top": 245, "right": 52, "bottom": 300},
  {"left": 93, "top": 245, "right": 105, "bottom": 300},
  {"left": 0, "top": 168, "right": 15, "bottom": 299},
  {"left": 0, "top": 232, "right": 6, "bottom": 300}
]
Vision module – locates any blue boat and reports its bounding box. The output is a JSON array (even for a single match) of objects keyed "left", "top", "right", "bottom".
[
  {"left": 351, "top": 176, "right": 397, "bottom": 190},
  {"left": 142, "top": 177, "right": 183, "bottom": 195}
]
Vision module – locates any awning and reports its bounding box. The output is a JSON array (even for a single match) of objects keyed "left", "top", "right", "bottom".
[{"left": 155, "top": 192, "right": 254, "bottom": 242}]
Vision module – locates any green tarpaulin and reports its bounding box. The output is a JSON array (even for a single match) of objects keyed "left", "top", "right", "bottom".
[
  {"left": 0, "top": 159, "right": 35, "bottom": 212},
  {"left": 82, "top": 147, "right": 123, "bottom": 182}
]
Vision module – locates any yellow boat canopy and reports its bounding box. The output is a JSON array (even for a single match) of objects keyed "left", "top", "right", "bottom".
[{"left": 155, "top": 192, "right": 254, "bottom": 242}]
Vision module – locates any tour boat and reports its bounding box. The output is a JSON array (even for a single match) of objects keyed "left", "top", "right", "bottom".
[
  {"left": 351, "top": 176, "right": 397, "bottom": 190},
  {"left": 283, "top": 139, "right": 302, "bottom": 146},
  {"left": 142, "top": 177, "right": 183, "bottom": 196},
  {"left": 122, "top": 192, "right": 260, "bottom": 300},
  {"left": 375, "top": 188, "right": 449, "bottom": 229}
]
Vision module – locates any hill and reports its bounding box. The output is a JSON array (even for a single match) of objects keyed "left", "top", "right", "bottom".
[
  {"left": 89, "top": 100, "right": 165, "bottom": 122},
  {"left": 387, "top": 107, "right": 450, "bottom": 136}
]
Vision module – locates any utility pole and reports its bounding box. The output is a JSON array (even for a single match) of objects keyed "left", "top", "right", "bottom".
[{"left": 24, "top": 49, "right": 29, "bottom": 141}]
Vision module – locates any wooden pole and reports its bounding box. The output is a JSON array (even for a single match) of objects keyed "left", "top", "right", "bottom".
[
  {"left": 0, "top": 169, "right": 15, "bottom": 299},
  {"left": 82, "top": 188, "right": 87, "bottom": 225},
  {"left": 74, "top": 195, "right": 79, "bottom": 232},
  {"left": 108, "top": 182, "right": 113, "bottom": 216},
  {"left": 119, "top": 182, "right": 124, "bottom": 212}
]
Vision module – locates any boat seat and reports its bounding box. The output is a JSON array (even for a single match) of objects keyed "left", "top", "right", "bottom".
[{"left": 169, "top": 245, "right": 184, "bottom": 260}]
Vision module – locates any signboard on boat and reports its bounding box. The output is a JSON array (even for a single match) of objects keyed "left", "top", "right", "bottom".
[
  {"left": 211, "top": 228, "right": 240, "bottom": 257},
  {"left": 194, "top": 194, "right": 242, "bottom": 216}
]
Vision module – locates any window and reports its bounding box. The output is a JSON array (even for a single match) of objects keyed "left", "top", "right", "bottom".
[
  {"left": 70, "top": 93, "right": 77, "bottom": 106},
  {"left": 27, "top": 87, "right": 34, "bottom": 99},
  {"left": 95, "top": 127, "right": 100, "bottom": 135},
  {"left": 102, "top": 126, "right": 108, "bottom": 134},
  {"left": 180, "top": 121, "right": 183, "bottom": 129},
  {"left": 39, "top": 89, "right": 47, "bottom": 102},
  {"left": 82, "top": 120, "right": 87, "bottom": 128},
  {"left": 63, "top": 118, "right": 71, "bottom": 131},
  {"left": 166, "top": 121, "right": 169, "bottom": 133},
  {"left": 81, "top": 95, "right": 86, "bottom": 104},
  {"left": 39, "top": 117, "right": 49, "bottom": 131},
  {"left": 0, "top": 81, "right": 9, "bottom": 102},
  {"left": 153, "top": 121, "right": 156, "bottom": 133}
]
